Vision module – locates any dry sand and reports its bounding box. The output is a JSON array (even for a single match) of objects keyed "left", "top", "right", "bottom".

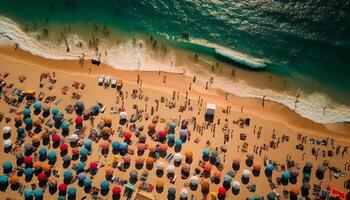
[{"left": 0, "top": 46, "right": 349, "bottom": 200}]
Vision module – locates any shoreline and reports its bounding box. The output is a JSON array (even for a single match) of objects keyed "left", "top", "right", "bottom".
[{"left": 0, "top": 46, "right": 349, "bottom": 142}]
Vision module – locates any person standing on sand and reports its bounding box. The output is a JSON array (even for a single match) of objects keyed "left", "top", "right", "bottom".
[
  {"left": 262, "top": 96, "right": 265, "bottom": 107},
  {"left": 189, "top": 82, "right": 192, "bottom": 90},
  {"left": 193, "top": 76, "right": 196, "bottom": 83},
  {"left": 205, "top": 82, "right": 208, "bottom": 90},
  {"left": 163, "top": 75, "right": 166, "bottom": 83},
  {"left": 89, "top": 68, "right": 91, "bottom": 74},
  {"left": 240, "top": 106, "right": 244, "bottom": 113}
]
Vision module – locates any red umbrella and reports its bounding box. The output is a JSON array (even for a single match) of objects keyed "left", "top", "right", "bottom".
[
  {"left": 24, "top": 156, "right": 33, "bottom": 165},
  {"left": 75, "top": 116, "right": 83, "bottom": 124},
  {"left": 58, "top": 183, "right": 68, "bottom": 192},
  {"left": 60, "top": 143, "right": 68, "bottom": 152},
  {"left": 52, "top": 134, "right": 61, "bottom": 142},
  {"left": 105, "top": 167, "right": 114, "bottom": 176},
  {"left": 123, "top": 155, "right": 131, "bottom": 163},
  {"left": 158, "top": 130, "right": 167, "bottom": 138},
  {"left": 38, "top": 172, "right": 47, "bottom": 182},
  {"left": 113, "top": 186, "right": 121, "bottom": 196},
  {"left": 100, "top": 142, "right": 110, "bottom": 150},
  {"left": 90, "top": 161, "right": 98, "bottom": 170},
  {"left": 218, "top": 187, "right": 227, "bottom": 196},
  {"left": 123, "top": 131, "right": 132, "bottom": 140}
]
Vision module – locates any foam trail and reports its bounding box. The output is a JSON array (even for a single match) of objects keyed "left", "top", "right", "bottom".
[{"left": 1, "top": 16, "right": 350, "bottom": 124}]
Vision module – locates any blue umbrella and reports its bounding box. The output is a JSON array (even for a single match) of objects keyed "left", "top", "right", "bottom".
[
  {"left": 203, "top": 148, "right": 210, "bottom": 157},
  {"left": 24, "top": 188, "right": 33, "bottom": 198},
  {"left": 92, "top": 104, "right": 101, "bottom": 114},
  {"left": 167, "top": 134, "right": 175, "bottom": 141},
  {"left": 33, "top": 102, "right": 42, "bottom": 111},
  {"left": 39, "top": 148, "right": 47, "bottom": 157},
  {"left": 2, "top": 162, "right": 12, "bottom": 171},
  {"left": 84, "top": 140, "right": 93, "bottom": 149},
  {"left": 119, "top": 142, "right": 128, "bottom": 153},
  {"left": 47, "top": 151, "right": 57, "bottom": 161},
  {"left": 75, "top": 102, "right": 85, "bottom": 111},
  {"left": 83, "top": 177, "right": 92, "bottom": 187},
  {"left": 75, "top": 162, "right": 85, "bottom": 172},
  {"left": 80, "top": 148, "right": 89, "bottom": 156},
  {"left": 63, "top": 170, "right": 73, "bottom": 180},
  {"left": 112, "top": 141, "right": 120, "bottom": 150},
  {"left": 77, "top": 172, "right": 86, "bottom": 181},
  {"left": 17, "top": 127, "right": 25, "bottom": 135},
  {"left": 24, "top": 117, "right": 33, "bottom": 126},
  {"left": 265, "top": 164, "right": 274, "bottom": 172},
  {"left": 33, "top": 188, "right": 43, "bottom": 198},
  {"left": 224, "top": 175, "right": 232, "bottom": 183},
  {"left": 100, "top": 180, "right": 110, "bottom": 190},
  {"left": 58, "top": 196, "right": 66, "bottom": 200},
  {"left": 175, "top": 139, "right": 182, "bottom": 147},
  {"left": 61, "top": 121, "right": 69, "bottom": 132},
  {"left": 53, "top": 113, "right": 63, "bottom": 122},
  {"left": 67, "top": 187, "right": 77, "bottom": 197},
  {"left": 168, "top": 122, "right": 176, "bottom": 129},
  {"left": 0, "top": 175, "right": 8, "bottom": 185},
  {"left": 51, "top": 108, "right": 59, "bottom": 116},
  {"left": 23, "top": 108, "right": 31, "bottom": 118},
  {"left": 168, "top": 187, "right": 176, "bottom": 195},
  {"left": 24, "top": 168, "right": 34, "bottom": 176},
  {"left": 281, "top": 171, "right": 291, "bottom": 181},
  {"left": 179, "top": 129, "right": 187, "bottom": 137}
]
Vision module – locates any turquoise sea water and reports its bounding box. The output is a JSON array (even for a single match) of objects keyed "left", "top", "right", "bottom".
[{"left": 0, "top": 0, "right": 350, "bottom": 121}]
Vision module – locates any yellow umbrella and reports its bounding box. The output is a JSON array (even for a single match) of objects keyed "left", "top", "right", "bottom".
[{"left": 210, "top": 192, "right": 217, "bottom": 200}]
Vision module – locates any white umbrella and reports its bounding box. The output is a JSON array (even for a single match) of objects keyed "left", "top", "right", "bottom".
[
  {"left": 167, "top": 164, "right": 175, "bottom": 173},
  {"left": 174, "top": 153, "right": 183, "bottom": 162},
  {"left": 3, "top": 126, "right": 11, "bottom": 134},
  {"left": 119, "top": 111, "right": 127, "bottom": 119},
  {"left": 190, "top": 176, "right": 199, "bottom": 185},
  {"left": 3, "top": 139, "right": 12, "bottom": 148},
  {"left": 232, "top": 181, "right": 240, "bottom": 190},
  {"left": 156, "top": 161, "right": 165, "bottom": 170},
  {"left": 69, "top": 134, "right": 78, "bottom": 142},
  {"left": 180, "top": 188, "right": 188, "bottom": 198},
  {"left": 242, "top": 169, "right": 251, "bottom": 178}
]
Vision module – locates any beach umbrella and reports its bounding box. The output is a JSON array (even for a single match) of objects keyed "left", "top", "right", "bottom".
[
  {"left": 227, "top": 171, "right": 235, "bottom": 178},
  {"left": 290, "top": 167, "right": 300, "bottom": 177},
  {"left": 105, "top": 167, "right": 114, "bottom": 176},
  {"left": 3, "top": 126, "right": 11, "bottom": 135},
  {"left": 159, "top": 143, "right": 168, "bottom": 152},
  {"left": 0, "top": 175, "right": 8, "bottom": 185},
  {"left": 168, "top": 121, "right": 176, "bottom": 129},
  {"left": 213, "top": 171, "right": 222, "bottom": 179},
  {"left": 42, "top": 163, "right": 52, "bottom": 172},
  {"left": 146, "top": 157, "right": 155, "bottom": 165},
  {"left": 52, "top": 134, "right": 61, "bottom": 143},
  {"left": 69, "top": 133, "right": 78, "bottom": 142},
  {"left": 33, "top": 101, "right": 42, "bottom": 111},
  {"left": 203, "top": 148, "right": 211, "bottom": 157},
  {"left": 265, "top": 164, "right": 274, "bottom": 172},
  {"left": 156, "top": 161, "right": 165, "bottom": 170},
  {"left": 167, "top": 165, "right": 175, "bottom": 173},
  {"left": 185, "top": 150, "right": 193, "bottom": 158},
  {"left": 201, "top": 181, "right": 210, "bottom": 192},
  {"left": 102, "top": 127, "right": 112, "bottom": 136},
  {"left": 248, "top": 194, "right": 260, "bottom": 200},
  {"left": 139, "top": 132, "right": 147, "bottom": 142},
  {"left": 53, "top": 113, "right": 63, "bottom": 122},
  {"left": 167, "top": 134, "right": 175, "bottom": 142},
  {"left": 51, "top": 108, "right": 59, "bottom": 116},
  {"left": 92, "top": 104, "right": 101, "bottom": 114},
  {"left": 48, "top": 179, "right": 57, "bottom": 189},
  {"left": 242, "top": 169, "right": 251, "bottom": 178},
  {"left": 232, "top": 181, "right": 241, "bottom": 190},
  {"left": 71, "top": 147, "right": 79, "bottom": 155},
  {"left": 24, "top": 143, "right": 33, "bottom": 152},
  {"left": 123, "top": 131, "right": 132, "bottom": 140},
  {"left": 62, "top": 155, "right": 71, "bottom": 163},
  {"left": 90, "top": 161, "right": 98, "bottom": 170},
  {"left": 14, "top": 116, "right": 22, "bottom": 125},
  {"left": 316, "top": 165, "right": 325, "bottom": 177},
  {"left": 67, "top": 187, "right": 77, "bottom": 197},
  {"left": 9, "top": 175, "right": 19, "bottom": 185},
  {"left": 112, "top": 141, "right": 120, "bottom": 151},
  {"left": 17, "top": 127, "right": 25, "bottom": 135},
  {"left": 290, "top": 188, "right": 300, "bottom": 196},
  {"left": 100, "top": 141, "right": 110, "bottom": 150},
  {"left": 129, "top": 170, "right": 138, "bottom": 179},
  {"left": 204, "top": 162, "right": 213, "bottom": 172},
  {"left": 75, "top": 162, "right": 85, "bottom": 172},
  {"left": 103, "top": 115, "right": 112, "bottom": 126},
  {"left": 37, "top": 172, "right": 47, "bottom": 182},
  {"left": 168, "top": 187, "right": 176, "bottom": 195},
  {"left": 84, "top": 139, "right": 93, "bottom": 149},
  {"left": 113, "top": 186, "right": 121, "bottom": 196},
  {"left": 23, "top": 108, "right": 31, "bottom": 117},
  {"left": 33, "top": 188, "right": 43, "bottom": 199},
  {"left": 123, "top": 155, "right": 131, "bottom": 163},
  {"left": 100, "top": 180, "right": 110, "bottom": 190},
  {"left": 179, "top": 129, "right": 187, "bottom": 137},
  {"left": 33, "top": 161, "right": 42, "bottom": 170},
  {"left": 80, "top": 147, "right": 89, "bottom": 157},
  {"left": 267, "top": 191, "right": 277, "bottom": 200},
  {"left": 83, "top": 177, "right": 92, "bottom": 187},
  {"left": 75, "top": 101, "right": 85, "bottom": 112},
  {"left": 61, "top": 121, "right": 69, "bottom": 132},
  {"left": 135, "top": 156, "right": 145, "bottom": 164},
  {"left": 32, "top": 135, "right": 41, "bottom": 144},
  {"left": 2, "top": 162, "right": 12, "bottom": 172},
  {"left": 38, "top": 147, "right": 47, "bottom": 157},
  {"left": 224, "top": 175, "right": 232, "bottom": 183},
  {"left": 75, "top": 116, "right": 83, "bottom": 125},
  {"left": 174, "top": 153, "right": 183, "bottom": 162},
  {"left": 77, "top": 172, "right": 86, "bottom": 181},
  {"left": 119, "top": 142, "right": 128, "bottom": 153},
  {"left": 47, "top": 151, "right": 57, "bottom": 161},
  {"left": 180, "top": 188, "right": 188, "bottom": 199},
  {"left": 253, "top": 163, "right": 261, "bottom": 172},
  {"left": 60, "top": 143, "right": 69, "bottom": 152},
  {"left": 24, "top": 156, "right": 33, "bottom": 165},
  {"left": 58, "top": 183, "right": 68, "bottom": 192},
  {"left": 119, "top": 111, "right": 127, "bottom": 119},
  {"left": 175, "top": 139, "right": 182, "bottom": 147},
  {"left": 190, "top": 176, "right": 199, "bottom": 185},
  {"left": 181, "top": 164, "right": 191, "bottom": 172},
  {"left": 136, "top": 143, "right": 146, "bottom": 151},
  {"left": 210, "top": 192, "right": 218, "bottom": 199},
  {"left": 24, "top": 117, "right": 33, "bottom": 126},
  {"left": 148, "top": 145, "right": 156, "bottom": 153},
  {"left": 15, "top": 152, "right": 24, "bottom": 162},
  {"left": 24, "top": 188, "right": 33, "bottom": 198},
  {"left": 148, "top": 123, "right": 156, "bottom": 131},
  {"left": 33, "top": 118, "right": 41, "bottom": 127},
  {"left": 281, "top": 171, "right": 291, "bottom": 181},
  {"left": 24, "top": 168, "right": 34, "bottom": 176},
  {"left": 158, "top": 130, "right": 167, "bottom": 139},
  {"left": 218, "top": 187, "right": 227, "bottom": 196}
]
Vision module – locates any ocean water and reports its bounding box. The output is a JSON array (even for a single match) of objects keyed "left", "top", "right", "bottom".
[{"left": 0, "top": 0, "right": 350, "bottom": 123}]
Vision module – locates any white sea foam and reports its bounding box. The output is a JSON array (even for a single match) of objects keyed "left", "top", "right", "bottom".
[{"left": 1, "top": 16, "right": 350, "bottom": 124}]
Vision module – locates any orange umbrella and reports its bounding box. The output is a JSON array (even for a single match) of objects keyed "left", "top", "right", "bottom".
[
  {"left": 182, "top": 164, "right": 191, "bottom": 173},
  {"left": 146, "top": 157, "right": 155, "bottom": 165},
  {"left": 253, "top": 163, "right": 261, "bottom": 171},
  {"left": 32, "top": 134, "right": 41, "bottom": 143},
  {"left": 185, "top": 150, "right": 193, "bottom": 158},
  {"left": 33, "top": 161, "right": 42, "bottom": 170},
  {"left": 103, "top": 115, "right": 112, "bottom": 126},
  {"left": 156, "top": 179, "right": 164, "bottom": 187},
  {"left": 100, "top": 142, "right": 110, "bottom": 150},
  {"left": 9, "top": 175, "right": 19, "bottom": 185},
  {"left": 33, "top": 118, "right": 42, "bottom": 127},
  {"left": 105, "top": 167, "right": 114, "bottom": 176},
  {"left": 159, "top": 144, "right": 168, "bottom": 152},
  {"left": 290, "top": 188, "right": 300, "bottom": 196},
  {"left": 135, "top": 156, "right": 145, "bottom": 164},
  {"left": 148, "top": 146, "right": 156, "bottom": 153},
  {"left": 102, "top": 127, "right": 112, "bottom": 135},
  {"left": 204, "top": 162, "right": 213, "bottom": 172},
  {"left": 71, "top": 147, "right": 79, "bottom": 155},
  {"left": 213, "top": 171, "right": 222, "bottom": 179},
  {"left": 148, "top": 124, "right": 156, "bottom": 131},
  {"left": 42, "top": 163, "right": 52, "bottom": 172}
]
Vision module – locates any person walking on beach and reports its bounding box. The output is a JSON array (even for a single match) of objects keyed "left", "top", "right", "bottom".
[
  {"left": 205, "top": 82, "right": 208, "bottom": 90},
  {"left": 262, "top": 96, "right": 266, "bottom": 107},
  {"left": 163, "top": 75, "right": 166, "bottom": 83}
]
